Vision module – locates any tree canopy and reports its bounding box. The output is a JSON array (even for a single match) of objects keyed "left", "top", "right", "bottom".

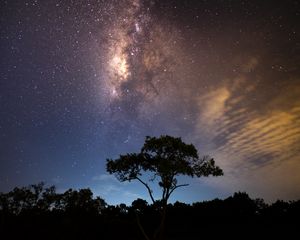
[
  {"left": 106, "top": 135, "right": 223, "bottom": 239},
  {"left": 107, "top": 135, "right": 223, "bottom": 203}
]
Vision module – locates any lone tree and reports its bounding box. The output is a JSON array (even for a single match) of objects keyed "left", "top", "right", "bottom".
[{"left": 106, "top": 135, "right": 223, "bottom": 240}]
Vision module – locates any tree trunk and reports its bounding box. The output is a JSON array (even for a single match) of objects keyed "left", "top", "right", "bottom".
[
  {"left": 136, "top": 213, "right": 151, "bottom": 240},
  {"left": 154, "top": 202, "right": 167, "bottom": 240}
]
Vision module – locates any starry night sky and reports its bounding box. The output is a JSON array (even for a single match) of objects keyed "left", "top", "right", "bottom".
[{"left": 1, "top": 0, "right": 299, "bottom": 205}]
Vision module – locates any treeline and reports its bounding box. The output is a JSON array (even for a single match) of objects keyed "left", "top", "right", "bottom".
[
  {"left": 0, "top": 182, "right": 106, "bottom": 216},
  {"left": 0, "top": 183, "right": 299, "bottom": 239}
]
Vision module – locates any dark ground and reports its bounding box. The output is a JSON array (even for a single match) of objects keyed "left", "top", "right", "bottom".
[{"left": 1, "top": 185, "right": 299, "bottom": 239}]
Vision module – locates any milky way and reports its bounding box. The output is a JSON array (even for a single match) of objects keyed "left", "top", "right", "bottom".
[
  {"left": 0, "top": 0, "right": 299, "bottom": 204},
  {"left": 99, "top": 0, "right": 182, "bottom": 113}
]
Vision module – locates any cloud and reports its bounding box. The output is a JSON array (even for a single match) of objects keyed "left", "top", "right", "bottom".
[
  {"left": 241, "top": 57, "right": 259, "bottom": 73},
  {"left": 92, "top": 182, "right": 142, "bottom": 205},
  {"left": 97, "top": 184, "right": 122, "bottom": 196},
  {"left": 198, "top": 87, "right": 230, "bottom": 128},
  {"left": 92, "top": 174, "right": 118, "bottom": 182},
  {"left": 52, "top": 176, "right": 62, "bottom": 184},
  {"left": 93, "top": 173, "right": 131, "bottom": 187},
  {"left": 197, "top": 71, "right": 300, "bottom": 167},
  {"left": 194, "top": 62, "right": 300, "bottom": 201},
  {"left": 123, "top": 191, "right": 141, "bottom": 199},
  {"left": 218, "top": 108, "right": 300, "bottom": 168}
]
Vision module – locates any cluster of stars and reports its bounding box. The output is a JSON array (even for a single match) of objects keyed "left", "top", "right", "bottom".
[{"left": 0, "top": 0, "right": 299, "bottom": 203}]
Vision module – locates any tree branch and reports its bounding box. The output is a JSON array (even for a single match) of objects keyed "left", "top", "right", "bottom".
[
  {"left": 136, "top": 177, "right": 155, "bottom": 204},
  {"left": 167, "top": 184, "right": 189, "bottom": 199}
]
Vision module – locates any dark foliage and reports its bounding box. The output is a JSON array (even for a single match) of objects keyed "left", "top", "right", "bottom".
[{"left": 0, "top": 184, "right": 299, "bottom": 240}]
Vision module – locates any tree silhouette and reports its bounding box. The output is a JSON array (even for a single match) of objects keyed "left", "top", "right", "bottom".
[{"left": 106, "top": 135, "right": 223, "bottom": 240}]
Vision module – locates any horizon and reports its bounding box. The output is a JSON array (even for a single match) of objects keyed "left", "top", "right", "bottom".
[{"left": 0, "top": 180, "right": 292, "bottom": 206}]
